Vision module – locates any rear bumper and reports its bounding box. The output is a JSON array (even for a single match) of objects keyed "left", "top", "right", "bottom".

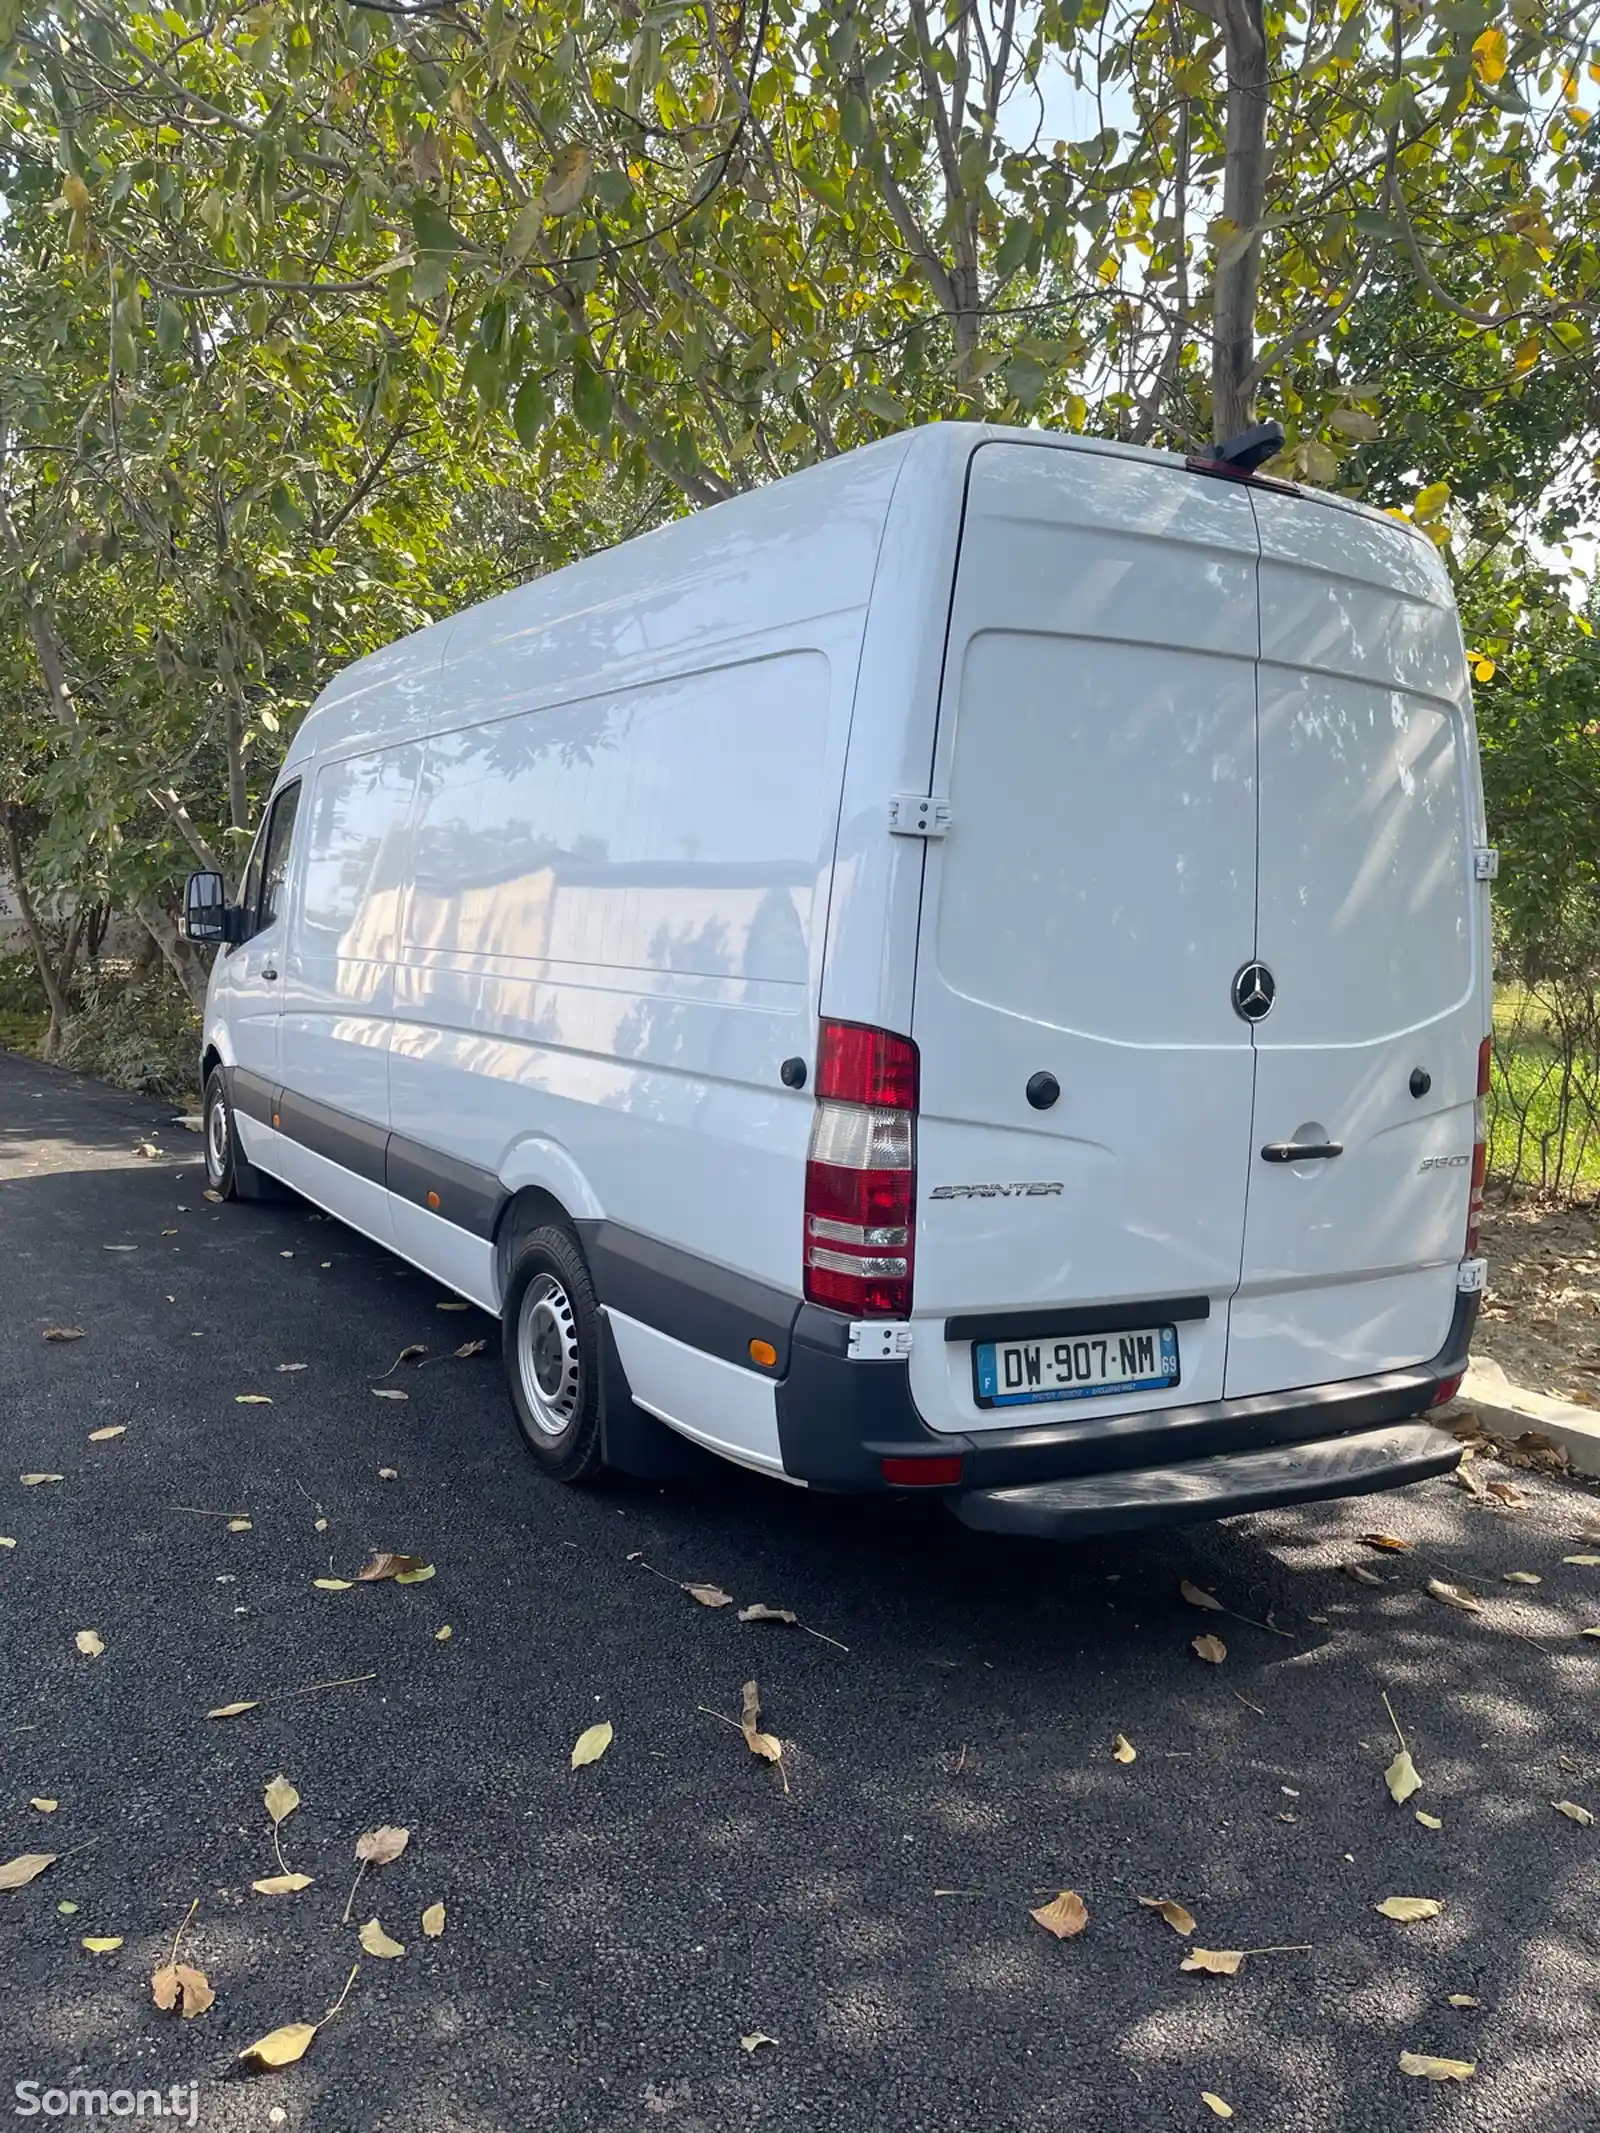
[{"left": 774, "top": 1288, "right": 1478, "bottom": 1535}]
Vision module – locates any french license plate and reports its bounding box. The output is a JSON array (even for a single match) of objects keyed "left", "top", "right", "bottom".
[{"left": 974, "top": 1325, "right": 1179, "bottom": 1409}]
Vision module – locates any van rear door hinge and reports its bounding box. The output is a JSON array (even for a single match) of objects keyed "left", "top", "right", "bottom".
[
  {"left": 889, "top": 794, "right": 951, "bottom": 838},
  {"left": 1473, "top": 846, "right": 1499, "bottom": 881}
]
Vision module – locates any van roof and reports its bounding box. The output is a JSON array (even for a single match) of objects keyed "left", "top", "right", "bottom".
[{"left": 283, "top": 421, "right": 1432, "bottom": 772}]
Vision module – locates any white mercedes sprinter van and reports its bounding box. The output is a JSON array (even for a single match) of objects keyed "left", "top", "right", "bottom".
[{"left": 185, "top": 422, "right": 1491, "bottom": 1536}]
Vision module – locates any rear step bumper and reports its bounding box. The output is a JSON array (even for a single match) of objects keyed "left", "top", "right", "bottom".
[
  {"left": 774, "top": 1288, "right": 1478, "bottom": 1530},
  {"left": 950, "top": 1419, "right": 1461, "bottom": 1540}
]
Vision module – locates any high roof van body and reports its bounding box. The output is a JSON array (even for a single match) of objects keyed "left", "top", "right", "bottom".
[{"left": 189, "top": 423, "right": 1490, "bottom": 1535}]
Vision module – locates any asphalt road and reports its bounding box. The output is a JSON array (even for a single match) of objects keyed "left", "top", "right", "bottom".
[{"left": 3, "top": 1047, "right": 1599, "bottom": 2133}]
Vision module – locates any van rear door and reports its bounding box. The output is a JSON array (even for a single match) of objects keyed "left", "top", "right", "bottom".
[
  {"left": 1223, "top": 493, "right": 1485, "bottom": 1398},
  {"left": 906, "top": 440, "right": 1262, "bottom": 1432}
]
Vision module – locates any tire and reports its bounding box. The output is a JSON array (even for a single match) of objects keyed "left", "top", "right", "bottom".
[
  {"left": 501, "top": 1225, "right": 606, "bottom": 1483},
  {"left": 202, "top": 1067, "right": 242, "bottom": 1198},
  {"left": 202, "top": 1066, "right": 279, "bottom": 1203}
]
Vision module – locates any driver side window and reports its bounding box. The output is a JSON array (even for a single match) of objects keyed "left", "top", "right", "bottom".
[{"left": 230, "top": 780, "right": 301, "bottom": 947}]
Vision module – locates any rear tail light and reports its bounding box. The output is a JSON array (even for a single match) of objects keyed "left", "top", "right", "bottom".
[
  {"left": 881, "top": 1454, "right": 964, "bottom": 1487},
  {"left": 803, "top": 1019, "right": 918, "bottom": 1318},
  {"left": 1466, "top": 1035, "right": 1490, "bottom": 1258},
  {"left": 1429, "top": 1373, "right": 1464, "bottom": 1410}
]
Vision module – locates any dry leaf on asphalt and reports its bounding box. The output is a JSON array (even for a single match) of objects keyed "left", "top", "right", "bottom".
[
  {"left": 0, "top": 1537, "right": 15, "bottom": 1548},
  {"left": 1416, "top": 1811, "right": 1444, "bottom": 1829},
  {"left": 740, "top": 2033, "right": 779, "bottom": 2053},
  {"left": 227, "top": 1518, "right": 252, "bottom": 1533},
  {"left": 1343, "top": 1563, "right": 1385, "bottom": 1587},
  {"left": 29, "top": 1800, "right": 57, "bottom": 1814},
  {"left": 1376, "top": 1896, "right": 1443, "bottom": 1921},
  {"left": 264, "top": 1775, "right": 300, "bottom": 1826},
  {"left": 20, "top": 1474, "right": 63, "bottom": 1486},
  {"left": 1447, "top": 1994, "right": 1480, "bottom": 2008},
  {"left": 1552, "top": 1799, "right": 1594, "bottom": 1824},
  {"left": 1502, "top": 1571, "right": 1542, "bottom": 1585},
  {"left": 571, "top": 1722, "right": 614, "bottom": 1769},
  {"left": 203, "top": 1190, "right": 223, "bottom": 1204},
  {"left": 0, "top": 1853, "right": 56, "bottom": 1891},
  {"left": 251, "top": 1874, "right": 313, "bottom": 1895},
  {"left": 1192, "top": 1634, "right": 1227, "bottom": 1664},
  {"left": 435, "top": 1625, "right": 452, "bottom": 1642},
  {"left": 1181, "top": 1580, "right": 1224, "bottom": 1612},
  {"left": 1564, "top": 1554, "right": 1600, "bottom": 1566},
  {"left": 395, "top": 1563, "right": 435, "bottom": 1584},
  {"left": 206, "top": 1700, "right": 259, "bottom": 1720},
  {"left": 371, "top": 1388, "right": 409, "bottom": 1401},
  {"left": 1360, "top": 1533, "right": 1410, "bottom": 1552},
  {"left": 738, "top": 1604, "right": 798, "bottom": 1625},
  {"left": 314, "top": 1578, "right": 353, "bottom": 1592},
  {"left": 1181, "top": 1948, "right": 1244, "bottom": 1976},
  {"left": 1386, "top": 1750, "right": 1422, "bottom": 1804},
  {"left": 376, "top": 1344, "right": 427, "bottom": 1376},
  {"left": 1398, "top": 2052, "right": 1475, "bottom": 2082},
  {"left": 1484, "top": 1480, "right": 1523, "bottom": 1506},
  {"left": 739, "top": 1680, "right": 784, "bottom": 1767},
  {"left": 436, "top": 1301, "right": 471, "bottom": 1311},
  {"left": 75, "top": 1630, "right": 104, "bottom": 1657},
  {"left": 151, "top": 1963, "right": 213, "bottom": 2018},
  {"left": 87, "top": 1427, "right": 126, "bottom": 1443},
  {"left": 1428, "top": 1577, "right": 1481, "bottom": 1613},
  {"left": 1201, "top": 2096, "right": 1234, "bottom": 2120},
  {"left": 235, "top": 1394, "right": 272, "bottom": 1406},
  {"left": 1029, "top": 1890, "right": 1089, "bottom": 1939},
  {"left": 378, "top": 1468, "right": 398, "bottom": 1480},
  {"left": 81, "top": 1937, "right": 123, "bottom": 1954},
  {"left": 422, "top": 1902, "right": 446, "bottom": 1937},
  {"left": 453, "top": 1340, "right": 486, "bottom": 1359},
  {"left": 237, "top": 2021, "right": 319, "bottom": 2073},
  {"left": 42, "top": 1327, "right": 84, "bottom": 1342},
  {"left": 1137, "top": 1896, "right": 1196, "bottom": 1935},
  {"left": 277, "top": 1362, "right": 307, "bottom": 1373},
  {"left": 359, "top": 1917, "right": 405, "bottom": 1958},
  {"left": 1112, "top": 1734, "right": 1137, "bottom": 1763},
  {"left": 683, "top": 1583, "right": 733, "bottom": 1608},
  {"left": 357, "top": 1552, "right": 428, "bottom": 1582},
  {"left": 354, "top": 1826, "right": 410, "bottom": 1866}
]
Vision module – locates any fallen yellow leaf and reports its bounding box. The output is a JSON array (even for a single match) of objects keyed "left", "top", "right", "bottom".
[
  {"left": 1201, "top": 2096, "right": 1234, "bottom": 2121},
  {"left": 394, "top": 1564, "right": 435, "bottom": 1584},
  {"left": 75, "top": 1629, "right": 104, "bottom": 1657},
  {"left": 1360, "top": 1532, "right": 1409, "bottom": 1552},
  {"left": 739, "top": 1680, "right": 783, "bottom": 1766},
  {"left": 371, "top": 1388, "right": 409, "bottom": 1401},
  {"left": 87, "top": 1426, "right": 127, "bottom": 1443},
  {"left": 313, "top": 1578, "right": 353, "bottom": 1591},
  {"left": 251, "top": 1873, "right": 313, "bottom": 1895},
  {"left": 235, "top": 1395, "right": 273, "bottom": 1405},
  {"left": 1181, "top": 1579, "right": 1224, "bottom": 1612},
  {"left": 422, "top": 1901, "right": 446, "bottom": 1937},
  {"left": 1137, "top": 1895, "right": 1196, "bottom": 1935},
  {"left": 42, "top": 1327, "right": 85, "bottom": 1341},
  {"left": 205, "top": 1700, "right": 259, "bottom": 1720},
  {"left": 1112, "top": 1734, "right": 1137, "bottom": 1764},
  {"left": 227, "top": 1518, "right": 252, "bottom": 1533},
  {"left": 737, "top": 1603, "right": 797, "bottom": 1625},
  {"left": 1029, "top": 1889, "right": 1089, "bottom": 1939},
  {"left": 1447, "top": 1994, "right": 1480, "bottom": 2008},
  {"left": 1564, "top": 1554, "right": 1600, "bottom": 1566},
  {"left": 1399, "top": 2051, "right": 1475, "bottom": 2082},
  {"left": 81, "top": 1936, "right": 123, "bottom": 1954},
  {"left": 1427, "top": 1577, "right": 1481, "bottom": 1613},
  {"left": 354, "top": 1825, "right": 410, "bottom": 1866},
  {"left": 740, "top": 2032, "right": 779, "bottom": 2053},
  {"left": 3, "top": 1854, "right": 58, "bottom": 1892},
  {"left": 264, "top": 1775, "right": 300, "bottom": 1826},
  {"left": 1376, "top": 1896, "right": 1443, "bottom": 1921},
  {"left": 1553, "top": 1799, "right": 1594, "bottom": 1825},
  {"left": 1415, "top": 1811, "right": 1443, "bottom": 1830},
  {"left": 20, "top": 1474, "right": 63, "bottom": 1486},
  {"left": 1386, "top": 1749, "right": 1422, "bottom": 1804},
  {"left": 1502, "top": 1571, "right": 1542, "bottom": 1585},
  {"left": 435, "top": 1625, "right": 453, "bottom": 1642},
  {"left": 1342, "top": 1562, "right": 1384, "bottom": 1587},
  {"left": 359, "top": 1916, "right": 405, "bottom": 1958},
  {"left": 237, "top": 2021, "right": 318, "bottom": 2072},
  {"left": 29, "top": 1799, "right": 57, "bottom": 1814},
  {"left": 1192, "top": 1634, "right": 1227, "bottom": 1664},
  {"left": 572, "top": 1721, "right": 614, "bottom": 1770},
  {"left": 1182, "top": 1948, "right": 1244, "bottom": 1975},
  {"left": 151, "top": 1962, "right": 214, "bottom": 2018}
]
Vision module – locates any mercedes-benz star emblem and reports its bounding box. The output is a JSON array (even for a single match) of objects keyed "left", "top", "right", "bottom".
[{"left": 1232, "top": 961, "right": 1276, "bottom": 1022}]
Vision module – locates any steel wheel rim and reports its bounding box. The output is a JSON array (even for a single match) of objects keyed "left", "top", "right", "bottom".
[
  {"left": 517, "top": 1273, "right": 582, "bottom": 1439},
  {"left": 206, "top": 1090, "right": 229, "bottom": 1182}
]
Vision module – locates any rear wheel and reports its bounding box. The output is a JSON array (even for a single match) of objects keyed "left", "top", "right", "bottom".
[
  {"left": 202, "top": 1068, "right": 240, "bottom": 1198},
  {"left": 502, "top": 1225, "right": 605, "bottom": 1483}
]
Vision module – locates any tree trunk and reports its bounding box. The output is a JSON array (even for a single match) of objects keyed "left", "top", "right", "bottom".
[
  {"left": 2, "top": 803, "right": 74, "bottom": 1057},
  {"left": 131, "top": 893, "right": 212, "bottom": 1013},
  {"left": 223, "top": 681, "right": 249, "bottom": 834},
  {"left": 1212, "top": 0, "right": 1270, "bottom": 443}
]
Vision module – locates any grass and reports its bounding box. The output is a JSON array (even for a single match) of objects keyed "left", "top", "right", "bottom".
[{"left": 1489, "top": 983, "right": 1600, "bottom": 1198}]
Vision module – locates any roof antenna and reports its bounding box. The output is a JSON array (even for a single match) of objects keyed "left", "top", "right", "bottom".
[{"left": 1213, "top": 419, "right": 1285, "bottom": 474}]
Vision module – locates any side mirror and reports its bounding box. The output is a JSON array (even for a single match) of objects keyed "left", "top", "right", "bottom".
[{"left": 183, "top": 870, "right": 231, "bottom": 944}]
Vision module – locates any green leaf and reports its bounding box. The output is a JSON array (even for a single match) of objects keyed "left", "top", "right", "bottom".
[
  {"left": 513, "top": 374, "right": 551, "bottom": 448},
  {"left": 570, "top": 356, "right": 613, "bottom": 435}
]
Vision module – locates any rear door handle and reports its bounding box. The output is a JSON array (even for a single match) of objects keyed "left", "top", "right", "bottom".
[{"left": 1260, "top": 1140, "right": 1342, "bottom": 1162}]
